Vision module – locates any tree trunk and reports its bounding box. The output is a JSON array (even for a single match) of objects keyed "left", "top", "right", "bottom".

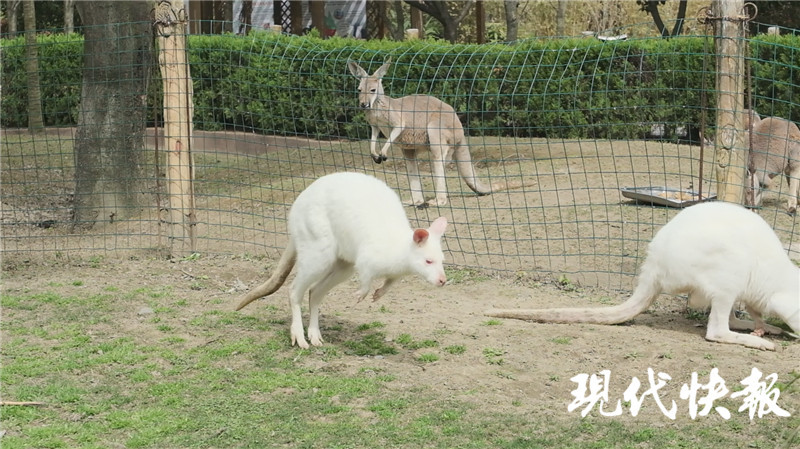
[
  {"left": 556, "top": 0, "right": 567, "bottom": 36},
  {"left": 409, "top": 3, "right": 424, "bottom": 39},
  {"left": 390, "top": 0, "right": 406, "bottom": 40},
  {"left": 22, "top": 0, "right": 43, "bottom": 131},
  {"left": 237, "top": 0, "right": 252, "bottom": 34},
  {"left": 5, "top": 0, "right": 20, "bottom": 36},
  {"left": 441, "top": 19, "right": 458, "bottom": 43},
  {"left": 289, "top": 0, "right": 303, "bottom": 35},
  {"left": 309, "top": 0, "right": 327, "bottom": 37},
  {"left": 504, "top": 0, "right": 518, "bottom": 41},
  {"left": 405, "top": 0, "right": 473, "bottom": 44},
  {"left": 475, "top": 0, "right": 485, "bottom": 43},
  {"left": 64, "top": 0, "right": 75, "bottom": 34},
  {"left": 73, "top": 1, "right": 152, "bottom": 229}
]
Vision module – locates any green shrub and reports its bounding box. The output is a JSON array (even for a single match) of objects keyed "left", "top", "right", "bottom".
[
  {"left": 2, "top": 31, "right": 797, "bottom": 139},
  {"left": 1, "top": 33, "right": 83, "bottom": 127}
]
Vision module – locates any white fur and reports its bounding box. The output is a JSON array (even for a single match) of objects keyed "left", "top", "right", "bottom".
[
  {"left": 486, "top": 202, "right": 800, "bottom": 350},
  {"left": 235, "top": 172, "right": 448, "bottom": 348}
]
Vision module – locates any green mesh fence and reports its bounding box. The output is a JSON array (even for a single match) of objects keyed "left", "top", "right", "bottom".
[{"left": 2, "top": 22, "right": 799, "bottom": 292}]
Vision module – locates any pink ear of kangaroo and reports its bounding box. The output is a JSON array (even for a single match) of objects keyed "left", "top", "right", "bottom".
[
  {"left": 413, "top": 228, "right": 429, "bottom": 245},
  {"left": 429, "top": 217, "right": 448, "bottom": 236}
]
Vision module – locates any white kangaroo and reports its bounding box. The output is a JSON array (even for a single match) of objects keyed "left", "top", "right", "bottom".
[
  {"left": 235, "top": 172, "right": 449, "bottom": 349},
  {"left": 347, "top": 60, "right": 501, "bottom": 208},
  {"left": 486, "top": 202, "right": 800, "bottom": 350},
  {"left": 745, "top": 115, "right": 800, "bottom": 214}
]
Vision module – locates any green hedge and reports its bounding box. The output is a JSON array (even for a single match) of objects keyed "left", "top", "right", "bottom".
[
  {"left": 1, "top": 33, "right": 84, "bottom": 127},
  {"left": 2, "top": 31, "right": 798, "bottom": 140}
]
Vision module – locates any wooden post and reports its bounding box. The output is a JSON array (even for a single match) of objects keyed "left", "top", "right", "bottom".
[
  {"left": 712, "top": 0, "right": 748, "bottom": 204},
  {"left": 155, "top": 0, "right": 196, "bottom": 256}
]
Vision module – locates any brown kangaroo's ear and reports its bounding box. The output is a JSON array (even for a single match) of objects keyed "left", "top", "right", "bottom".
[
  {"left": 413, "top": 228, "right": 429, "bottom": 245},
  {"left": 347, "top": 60, "right": 367, "bottom": 78},
  {"left": 374, "top": 60, "right": 391, "bottom": 78}
]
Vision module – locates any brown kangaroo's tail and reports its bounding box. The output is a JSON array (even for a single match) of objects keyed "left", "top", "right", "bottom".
[
  {"left": 452, "top": 144, "right": 492, "bottom": 194},
  {"left": 484, "top": 268, "right": 661, "bottom": 324},
  {"left": 453, "top": 144, "right": 537, "bottom": 195},
  {"left": 235, "top": 239, "right": 296, "bottom": 311}
]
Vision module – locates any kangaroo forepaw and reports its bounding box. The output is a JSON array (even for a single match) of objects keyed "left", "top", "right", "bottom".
[{"left": 381, "top": 154, "right": 388, "bottom": 161}]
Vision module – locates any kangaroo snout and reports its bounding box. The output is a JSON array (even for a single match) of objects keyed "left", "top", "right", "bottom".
[{"left": 436, "top": 274, "right": 447, "bottom": 287}]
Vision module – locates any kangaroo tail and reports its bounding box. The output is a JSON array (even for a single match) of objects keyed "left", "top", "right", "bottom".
[
  {"left": 453, "top": 144, "right": 492, "bottom": 195},
  {"left": 484, "top": 269, "right": 661, "bottom": 324},
  {"left": 235, "top": 239, "right": 296, "bottom": 311},
  {"left": 453, "top": 144, "right": 537, "bottom": 195}
]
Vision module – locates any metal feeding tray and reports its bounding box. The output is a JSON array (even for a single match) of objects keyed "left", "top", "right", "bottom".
[{"left": 620, "top": 187, "right": 716, "bottom": 208}]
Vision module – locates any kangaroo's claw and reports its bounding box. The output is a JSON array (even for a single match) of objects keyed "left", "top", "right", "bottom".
[{"left": 372, "top": 155, "right": 383, "bottom": 164}]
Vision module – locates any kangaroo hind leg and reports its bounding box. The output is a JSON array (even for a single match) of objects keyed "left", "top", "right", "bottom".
[
  {"left": 289, "top": 247, "right": 337, "bottom": 349},
  {"left": 427, "top": 127, "right": 450, "bottom": 206},
  {"left": 785, "top": 163, "right": 800, "bottom": 214},
  {"left": 402, "top": 147, "right": 426, "bottom": 207},
  {"left": 306, "top": 259, "right": 355, "bottom": 347},
  {"left": 705, "top": 295, "right": 775, "bottom": 350}
]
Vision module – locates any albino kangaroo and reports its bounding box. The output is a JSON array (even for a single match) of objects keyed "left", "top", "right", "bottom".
[
  {"left": 745, "top": 116, "right": 800, "bottom": 214},
  {"left": 486, "top": 202, "right": 800, "bottom": 350},
  {"left": 235, "top": 172, "right": 449, "bottom": 349},
  {"left": 347, "top": 60, "right": 501, "bottom": 207}
]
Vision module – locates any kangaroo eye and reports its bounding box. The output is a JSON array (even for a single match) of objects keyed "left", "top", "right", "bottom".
[
  {"left": 370, "top": 88, "right": 377, "bottom": 93},
  {"left": 425, "top": 259, "right": 434, "bottom": 265}
]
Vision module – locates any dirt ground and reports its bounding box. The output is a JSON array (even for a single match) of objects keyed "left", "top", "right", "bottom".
[{"left": 3, "top": 251, "right": 799, "bottom": 433}]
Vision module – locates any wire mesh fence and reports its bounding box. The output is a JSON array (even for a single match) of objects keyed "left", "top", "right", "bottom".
[{"left": 2, "top": 21, "right": 799, "bottom": 292}]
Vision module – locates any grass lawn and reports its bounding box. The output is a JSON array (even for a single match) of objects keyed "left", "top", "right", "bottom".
[{"left": 2, "top": 264, "right": 799, "bottom": 449}]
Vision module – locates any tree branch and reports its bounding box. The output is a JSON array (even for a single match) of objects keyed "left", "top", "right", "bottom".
[
  {"left": 404, "top": 0, "right": 439, "bottom": 18},
  {"left": 670, "top": 0, "right": 688, "bottom": 37},
  {"left": 455, "top": 0, "right": 476, "bottom": 24}
]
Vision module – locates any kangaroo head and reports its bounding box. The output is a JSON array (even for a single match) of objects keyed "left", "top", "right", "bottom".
[
  {"left": 347, "top": 60, "right": 391, "bottom": 109},
  {"left": 409, "top": 216, "right": 448, "bottom": 288}
]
